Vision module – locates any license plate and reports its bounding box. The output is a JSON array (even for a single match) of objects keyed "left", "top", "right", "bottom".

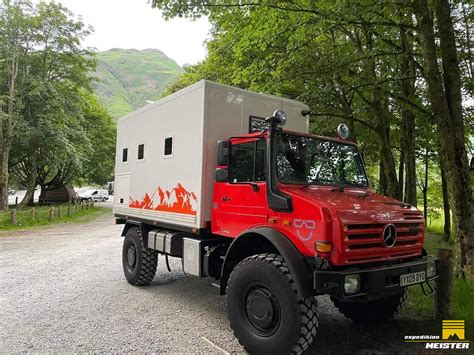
[{"left": 400, "top": 271, "right": 426, "bottom": 286}]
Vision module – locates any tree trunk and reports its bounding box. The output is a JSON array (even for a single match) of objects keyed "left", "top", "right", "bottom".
[
  {"left": 404, "top": 133, "right": 417, "bottom": 206},
  {"left": 377, "top": 123, "right": 400, "bottom": 199},
  {"left": 362, "top": 24, "right": 400, "bottom": 200},
  {"left": 379, "top": 157, "right": 388, "bottom": 195},
  {"left": 398, "top": 147, "right": 405, "bottom": 202},
  {"left": 18, "top": 150, "right": 38, "bottom": 209},
  {"left": 0, "top": 143, "right": 11, "bottom": 210},
  {"left": 423, "top": 151, "right": 429, "bottom": 222},
  {"left": 414, "top": 0, "right": 473, "bottom": 278},
  {"left": 399, "top": 12, "right": 417, "bottom": 207},
  {"left": 441, "top": 162, "right": 451, "bottom": 241}
]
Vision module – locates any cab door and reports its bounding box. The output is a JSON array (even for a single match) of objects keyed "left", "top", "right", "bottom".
[{"left": 213, "top": 138, "right": 267, "bottom": 237}]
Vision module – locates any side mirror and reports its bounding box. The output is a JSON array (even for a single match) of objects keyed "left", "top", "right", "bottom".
[
  {"left": 217, "top": 140, "right": 229, "bottom": 166},
  {"left": 215, "top": 167, "right": 228, "bottom": 182}
]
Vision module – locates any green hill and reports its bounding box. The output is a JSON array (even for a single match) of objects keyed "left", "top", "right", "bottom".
[{"left": 94, "top": 49, "right": 183, "bottom": 118}]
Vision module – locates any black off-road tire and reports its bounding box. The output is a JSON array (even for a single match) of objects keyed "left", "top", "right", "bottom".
[
  {"left": 226, "top": 253, "right": 319, "bottom": 354},
  {"left": 331, "top": 288, "right": 408, "bottom": 324},
  {"left": 122, "top": 227, "right": 158, "bottom": 286}
]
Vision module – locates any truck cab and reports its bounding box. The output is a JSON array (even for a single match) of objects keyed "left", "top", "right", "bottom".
[{"left": 115, "top": 84, "right": 438, "bottom": 354}]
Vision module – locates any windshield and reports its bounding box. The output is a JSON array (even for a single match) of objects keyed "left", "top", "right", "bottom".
[{"left": 275, "top": 133, "right": 368, "bottom": 187}]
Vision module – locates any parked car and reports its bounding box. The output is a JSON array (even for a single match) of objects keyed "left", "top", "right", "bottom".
[{"left": 79, "top": 189, "right": 109, "bottom": 202}]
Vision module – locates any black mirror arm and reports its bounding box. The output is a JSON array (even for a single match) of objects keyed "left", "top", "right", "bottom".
[{"left": 265, "top": 116, "right": 293, "bottom": 212}]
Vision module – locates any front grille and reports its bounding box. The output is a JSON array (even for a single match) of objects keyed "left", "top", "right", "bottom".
[
  {"left": 402, "top": 212, "right": 424, "bottom": 221},
  {"left": 343, "top": 222, "right": 422, "bottom": 254}
]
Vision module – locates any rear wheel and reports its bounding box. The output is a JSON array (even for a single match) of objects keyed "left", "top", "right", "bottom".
[
  {"left": 226, "top": 253, "right": 319, "bottom": 354},
  {"left": 122, "top": 227, "right": 158, "bottom": 285},
  {"left": 331, "top": 288, "right": 407, "bottom": 324}
]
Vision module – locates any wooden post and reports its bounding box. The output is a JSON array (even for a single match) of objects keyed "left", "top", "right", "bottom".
[
  {"left": 32, "top": 208, "right": 35, "bottom": 221},
  {"left": 58, "top": 206, "right": 62, "bottom": 218},
  {"left": 67, "top": 206, "right": 71, "bottom": 217},
  {"left": 435, "top": 248, "right": 454, "bottom": 319},
  {"left": 10, "top": 209, "right": 17, "bottom": 225},
  {"left": 49, "top": 208, "right": 54, "bottom": 222}
]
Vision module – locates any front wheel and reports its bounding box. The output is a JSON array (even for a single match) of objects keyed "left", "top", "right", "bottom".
[
  {"left": 331, "top": 288, "right": 407, "bottom": 324},
  {"left": 226, "top": 253, "right": 319, "bottom": 354},
  {"left": 122, "top": 227, "right": 158, "bottom": 285}
]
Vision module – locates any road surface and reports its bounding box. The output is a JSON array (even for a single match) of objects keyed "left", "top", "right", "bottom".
[{"left": 0, "top": 213, "right": 440, "bottom": 353}]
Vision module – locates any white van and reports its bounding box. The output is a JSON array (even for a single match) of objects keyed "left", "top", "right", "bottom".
[{"left": 79, "top": 189, "right": 109, "bottom": 202}]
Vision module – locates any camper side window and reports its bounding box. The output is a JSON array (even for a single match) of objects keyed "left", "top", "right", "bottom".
[
  {"left": 138, "top": 144, "right": 144, "bottom": 160},
  {"left": 122, "top": 148, "right": 128, "bottom": 162},
  {"left": 164, "top": 137, "right": 173, "bottom": 156},
  {"left": 229, "top": 140, "right": 266, "bottom": 183}
]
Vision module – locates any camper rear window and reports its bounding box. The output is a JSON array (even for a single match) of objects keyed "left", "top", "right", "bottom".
[
  {"left": 122, "top": 148, "right": 128, "bottom": 162},
  {"left": 138, "top": 144, "right": 144, "bottom": 160},
  {"left": 164, "top": 137, "right": 173, "bottom": 156}
]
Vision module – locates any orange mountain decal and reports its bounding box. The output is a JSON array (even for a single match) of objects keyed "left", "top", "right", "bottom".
[{"left": 129, "top": 183, "right": 197, "bottom": 216}]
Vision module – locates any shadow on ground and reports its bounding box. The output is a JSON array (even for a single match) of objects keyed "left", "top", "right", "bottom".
[{"left": 141, "top": 258, "right": 444, "bottom": 354}]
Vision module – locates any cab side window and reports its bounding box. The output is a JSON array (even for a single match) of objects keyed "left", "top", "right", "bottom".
[{"left": 229, "top": 140, "right": 266, "bottom": 183}]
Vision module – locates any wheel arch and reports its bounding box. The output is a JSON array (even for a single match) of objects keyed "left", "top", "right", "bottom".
[
  {"left": 121, "top": 220, "right": 154, "bottom": 246},
  {"left": 220, "top": 227, "right": 314, "bottom": 297}
]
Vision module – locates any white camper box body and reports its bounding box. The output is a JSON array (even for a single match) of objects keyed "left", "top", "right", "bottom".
[{"left": 113, "top": 80, "right": 309, "bottom": 230}]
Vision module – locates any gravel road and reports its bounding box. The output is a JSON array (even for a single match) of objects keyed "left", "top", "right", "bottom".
[{"left": 0, "top": 213, "right": 441, "bottom": 353}]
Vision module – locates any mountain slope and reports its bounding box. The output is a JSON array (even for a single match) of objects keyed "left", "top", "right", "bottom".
[{"left": 94, "top": 49, "right": 183, "bottom": 117}]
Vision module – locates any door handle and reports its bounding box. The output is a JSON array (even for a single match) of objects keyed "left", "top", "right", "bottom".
[{"left": 222, "top": 196, "right": 231, "bottom": 202}]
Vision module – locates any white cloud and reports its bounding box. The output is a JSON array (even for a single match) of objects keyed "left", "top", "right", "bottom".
[{"left": 34, "top": 0, "right": 211, "bottom": 66}]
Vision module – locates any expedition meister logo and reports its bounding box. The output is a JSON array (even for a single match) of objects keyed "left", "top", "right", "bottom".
[
  {"left": 442, "top": 320, "right": 465, "bottom": 340},
  {"left": 405, "top": 320, "right": 470, "bottom": 349}
]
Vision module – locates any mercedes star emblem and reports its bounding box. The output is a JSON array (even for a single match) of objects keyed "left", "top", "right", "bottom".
[{"left": 383, "top": 224, "right": 397, "bottom": 248}]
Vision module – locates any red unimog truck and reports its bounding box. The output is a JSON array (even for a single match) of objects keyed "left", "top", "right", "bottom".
[{"left": 114, "top": 80, "right": 439, "bottom": 354}]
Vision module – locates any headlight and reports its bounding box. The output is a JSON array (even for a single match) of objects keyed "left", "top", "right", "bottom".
[
  {"left": 344, "top": 274, "right": 360, "bottom": 294},
  {"left": 427, "top": 261, "right": 436, "bottom": 278}
]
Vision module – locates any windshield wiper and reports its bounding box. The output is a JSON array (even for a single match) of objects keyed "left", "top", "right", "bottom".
[{"left": 301, "top": 183, "right": 346, "bottom": 191}]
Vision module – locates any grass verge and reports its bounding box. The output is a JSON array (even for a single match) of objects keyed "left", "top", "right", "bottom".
[
  {"left": 402, "top": 232, "right": 474, "bottom": 337},
  {"left": 0, "top": 205, "right": 111, "bottom": 233}
]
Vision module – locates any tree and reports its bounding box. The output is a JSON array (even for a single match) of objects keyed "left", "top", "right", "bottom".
[
  {"left": 153, "top": 0, "right": 473, "bottom": 277},
  {"left": 2, "top": 0, "right": 116, "bottom": 208},
  {"left": 0, "top": 0, "right": 33, "bottom": 210},
  {"left": 414, "top": 0, "right": 472, "bottom": 278},
  {"left": 12, "top": 1, "right": 95, "bottom": 208},
  {"left": 79, "top": 94, "right": 116, "bottom": 186}
]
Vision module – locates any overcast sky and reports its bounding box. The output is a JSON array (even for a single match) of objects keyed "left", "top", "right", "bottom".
[{"left": 35, "top": 0, "right": 211, "bottom": 66}]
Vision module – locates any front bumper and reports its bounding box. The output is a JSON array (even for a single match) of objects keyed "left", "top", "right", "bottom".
[{"left": 314, "top": 256, "right": 439, "bottom": 300}]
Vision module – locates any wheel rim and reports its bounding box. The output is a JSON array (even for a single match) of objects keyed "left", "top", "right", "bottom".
[
  {"left": 126, "top": 244, "right": 137, "bottom": 270},
  {"left": 243, "top": 284, "right": 281, "bottom": 336}
]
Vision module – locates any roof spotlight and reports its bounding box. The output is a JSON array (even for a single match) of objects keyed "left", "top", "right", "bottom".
[{"left": 337, "top": 123, "right": 350, "bottom": 139}]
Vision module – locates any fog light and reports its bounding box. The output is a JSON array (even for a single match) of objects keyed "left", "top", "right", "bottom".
[
  {"left": 427, "top": 261, "right": 436, "bottom": 278},
  {"left": 344, "top": 274, "right": 360, "bottom": 294}
]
